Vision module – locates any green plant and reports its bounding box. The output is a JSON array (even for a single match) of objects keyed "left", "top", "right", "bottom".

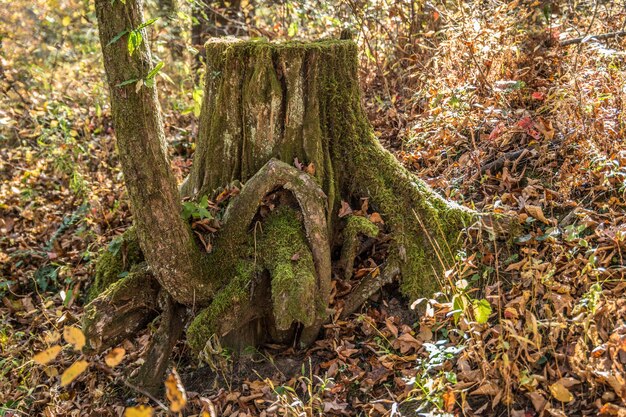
[{"left": 181, "top": 195, "right": 213, "bottom": 221}]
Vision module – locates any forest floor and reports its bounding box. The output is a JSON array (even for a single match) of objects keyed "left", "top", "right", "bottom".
[{"left": 1, "top": 1, "right": 626, "bottom": 416}]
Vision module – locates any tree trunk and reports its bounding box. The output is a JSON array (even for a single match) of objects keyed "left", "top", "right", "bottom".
[
  {"left": 94, "top": 0, "right": 212, "bottom": 306},
  {"left": 86, "top": 4, "right": 507, "bottom": 391}
]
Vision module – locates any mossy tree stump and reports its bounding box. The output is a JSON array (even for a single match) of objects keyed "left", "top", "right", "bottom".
[{"left": 88, "top": 0, "right": 503, "bottom": 393}]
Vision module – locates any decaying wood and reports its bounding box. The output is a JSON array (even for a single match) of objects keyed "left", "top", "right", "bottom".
[
  {"left": 83, "top": 266, "right": 160, "bottom": 353},
  {"left": 132, "top": 294, "right": 187, "bottom": 395}
]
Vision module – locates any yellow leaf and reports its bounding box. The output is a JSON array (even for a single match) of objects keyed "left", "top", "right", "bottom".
[
  {"left": 124, "top": 405, "right": 154, "bottom": 417},
  {"left": 63, "top": 326, "right": 86, "bottom": 351},
  {"left": 165, "top": 368, "right": 187, "bottom": 412},
  {"left": 549, "top": 381, "right": 573, "bottom": 402},
  {"left": 33, "top": 345, "right": 62, "bottom": 365},
  {"left": 105, "top": 347, "right": 126, "bottom": 367},
  {"left": 60, "top": 360, "right": 89, "bottom": 386},
  {"left": 62, "top": 16, "right": 71, "bottom": 26}
]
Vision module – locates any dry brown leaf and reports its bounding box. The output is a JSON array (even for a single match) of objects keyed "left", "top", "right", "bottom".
[
  {"left": 63, "top": 326, "right": 86, "bottom": 351},
  {"left": 60, "top": 359, "right": 89, "bottom": 387},
  {"left": 525, "top": 205, "right": 551, "bottom": 224},
  {"left": 442, "top": 388, "right": 456, "bottom": 412},
  {"left": 165, "top": 368, "right": 187, "bottom": 412},
  {"left": 338, "top": 201, "right": 353, "bottom": 218},
  {"left": 33, "top": 345, "right": 62, "bottom": 365},
  {"left": 104, "top": 347, "right": 126, "bottom": 367},
  {"left": 393, "top": 333, "right": 421, "bottom": 354},
  {"left": 124, "top": 405, "right": 154, "bottom": 417},
  {"left": 470, "top": 381, "right": 500, "bottom": 396}
]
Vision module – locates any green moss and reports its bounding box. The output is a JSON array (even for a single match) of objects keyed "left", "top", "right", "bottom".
[
  {"left": 89, "top": 227, "right": 144, "bottom": 300},
  {"left": 258, "top": 206, "right": 317, "bottom": 330},
  {"left": 187, "top": 260, "right": 255, "bottom": 354},
  {"left": 344, "top": 215, "right": 379, "bottom": 240}
]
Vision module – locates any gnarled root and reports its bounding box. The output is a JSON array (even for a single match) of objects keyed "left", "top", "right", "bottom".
[
  {"left": 187, "top": 159, "right": 332, "bottom": 353},
  {"left": 131, "top": 293, "right": 188, "bottom": 395},
  {"left": 83, "top": 264, "right": 160, "bottom": 353}
]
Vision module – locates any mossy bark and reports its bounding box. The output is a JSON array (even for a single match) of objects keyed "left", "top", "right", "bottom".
[
  {"left": 185, "top": 39, "right": 478, "bottom": 299},
  {"left": 95, "top": 0, "right": 211, "bottom": 306}
]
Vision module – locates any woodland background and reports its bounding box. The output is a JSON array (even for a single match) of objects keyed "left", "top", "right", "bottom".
[{"left": 1, "top": 0, "right": 626, "bottom": 416}]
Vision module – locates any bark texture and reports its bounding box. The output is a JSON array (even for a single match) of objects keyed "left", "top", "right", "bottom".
[{"left": 94, "top": 0, "right": 211, "bottom": 305}]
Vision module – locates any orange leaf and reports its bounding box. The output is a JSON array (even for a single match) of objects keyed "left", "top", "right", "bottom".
[
  {"left": 369, "top": 212, "right": 384, "bottom": 224},
  {"left": 33, "top": 345, "right": 62, "bottom": 365},
  {"left": 525, "top": 205, "right": 550, "bottom": 224},
  {"left": 63, "top": 326, "right": 86, "bottom": 351},
  {"left": 549, "top": 381, "right": 573, "bottom": 403},
  {"left": 60, "top": 360, "right": 89, "bottom": 387},
  {"left": 105, "top": 347, "right": 126, "bottom": 367},
  {"left": 165, "top": 368, "right": 187, "bottom": 412},
  {"left": 124, "top": 405, "right": 154, "bottom": 417},
  {"left": 442, "top": 389, "right": 456, "bottom": 412}
]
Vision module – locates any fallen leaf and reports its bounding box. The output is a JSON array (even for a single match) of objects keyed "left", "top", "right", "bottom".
[
  {"left": 63, "top": 326, "right": 86, "bottom": 351},
  {"left": 549, "top": 381, "right": 573, "bottom": 403},
  {"left": 442, "top": 388, "right": 456, "bottom": 412},
  {"left": 369, "top": 212, "right": 384, "bottom": 224},
  {"left": 338, "top": 201, "right": 353, "bottom": 218},
  {"left": 124, "top": 405, "right": 154, "bottom": 417},
  {"left": 33, "top": 345, "right": 62, "bottom": 365},
  {"left": 60, "top": 359, "right": 89, "bottom": 386},
  {"left": 165, "top": 368, "right": 187, "bottom": 412},
  {"left": 105, "top": 347, "right": 126, "bottom": 367},
  {"left": 525, "top": 205, "right": 551, "bottom": 224},
  {"left": 393, "top": 333, "right": 421, "bottom": 354},
  {"left": 470, "top": 381, "right": 500, "bottom": 396},
  {"left": 531, "top": 91, "right": 545, "bottom": 100}
]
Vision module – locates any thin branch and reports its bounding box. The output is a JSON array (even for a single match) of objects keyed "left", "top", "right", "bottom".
[{"left": 560, "top": 30, "right": 626, "bottom": 46}]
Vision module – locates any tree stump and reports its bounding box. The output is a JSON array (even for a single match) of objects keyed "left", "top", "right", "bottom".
[{"left": 85, "top": 30, "right": 503, "bottom": 392}]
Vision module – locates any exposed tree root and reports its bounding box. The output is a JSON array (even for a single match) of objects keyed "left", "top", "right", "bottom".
[
  {"left": 83, "top": 265, "right": 160, "bottom": 352},
  {"left": 131, "top": 294, "right": 188, "bottom": 395}
]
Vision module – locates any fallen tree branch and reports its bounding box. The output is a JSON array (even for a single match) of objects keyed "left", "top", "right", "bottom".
[
  {"left": 340, "top": 263, "right": 400, "bottom": 319},
  {"left": 560, "top": 31, "right": 626, "bottom": 46},
  {"left": 480, "top": 149, "right": 530, "bottom": 174}
]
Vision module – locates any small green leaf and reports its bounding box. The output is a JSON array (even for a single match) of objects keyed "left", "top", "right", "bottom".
[
  {"left": 136, "top": 17, "right": 159, "bottom": 31},
  {"left": 127, "top": 30, "right": 142, "bottom": 56},
  {"left": 106, "top": 29, "right": 128, "bottom": 47},
  {"left": 145, "top": 61, "right": 164, "bottom": 80},
  {"left": 196, "top": 207, "right": 212, "bottom": 219},
  {"left": 115, "top": 78, "right": 140, "bottom": 88},
  {"left": 472, "top": 299, "right": 492, "bottom": 324}
]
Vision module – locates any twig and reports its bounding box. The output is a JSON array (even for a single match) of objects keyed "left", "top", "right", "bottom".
[
  {"left": 94, "top": 363, "right": 170, "bottom": 412},
  {"left": 480, "top": 149, "right": 529, "bottom": 174},
  {"left": 340, "top": 264, "right": 400, "bottom": 319},
  {"left": 560, "top": 30, "right": 626, "bottom": 46}
]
